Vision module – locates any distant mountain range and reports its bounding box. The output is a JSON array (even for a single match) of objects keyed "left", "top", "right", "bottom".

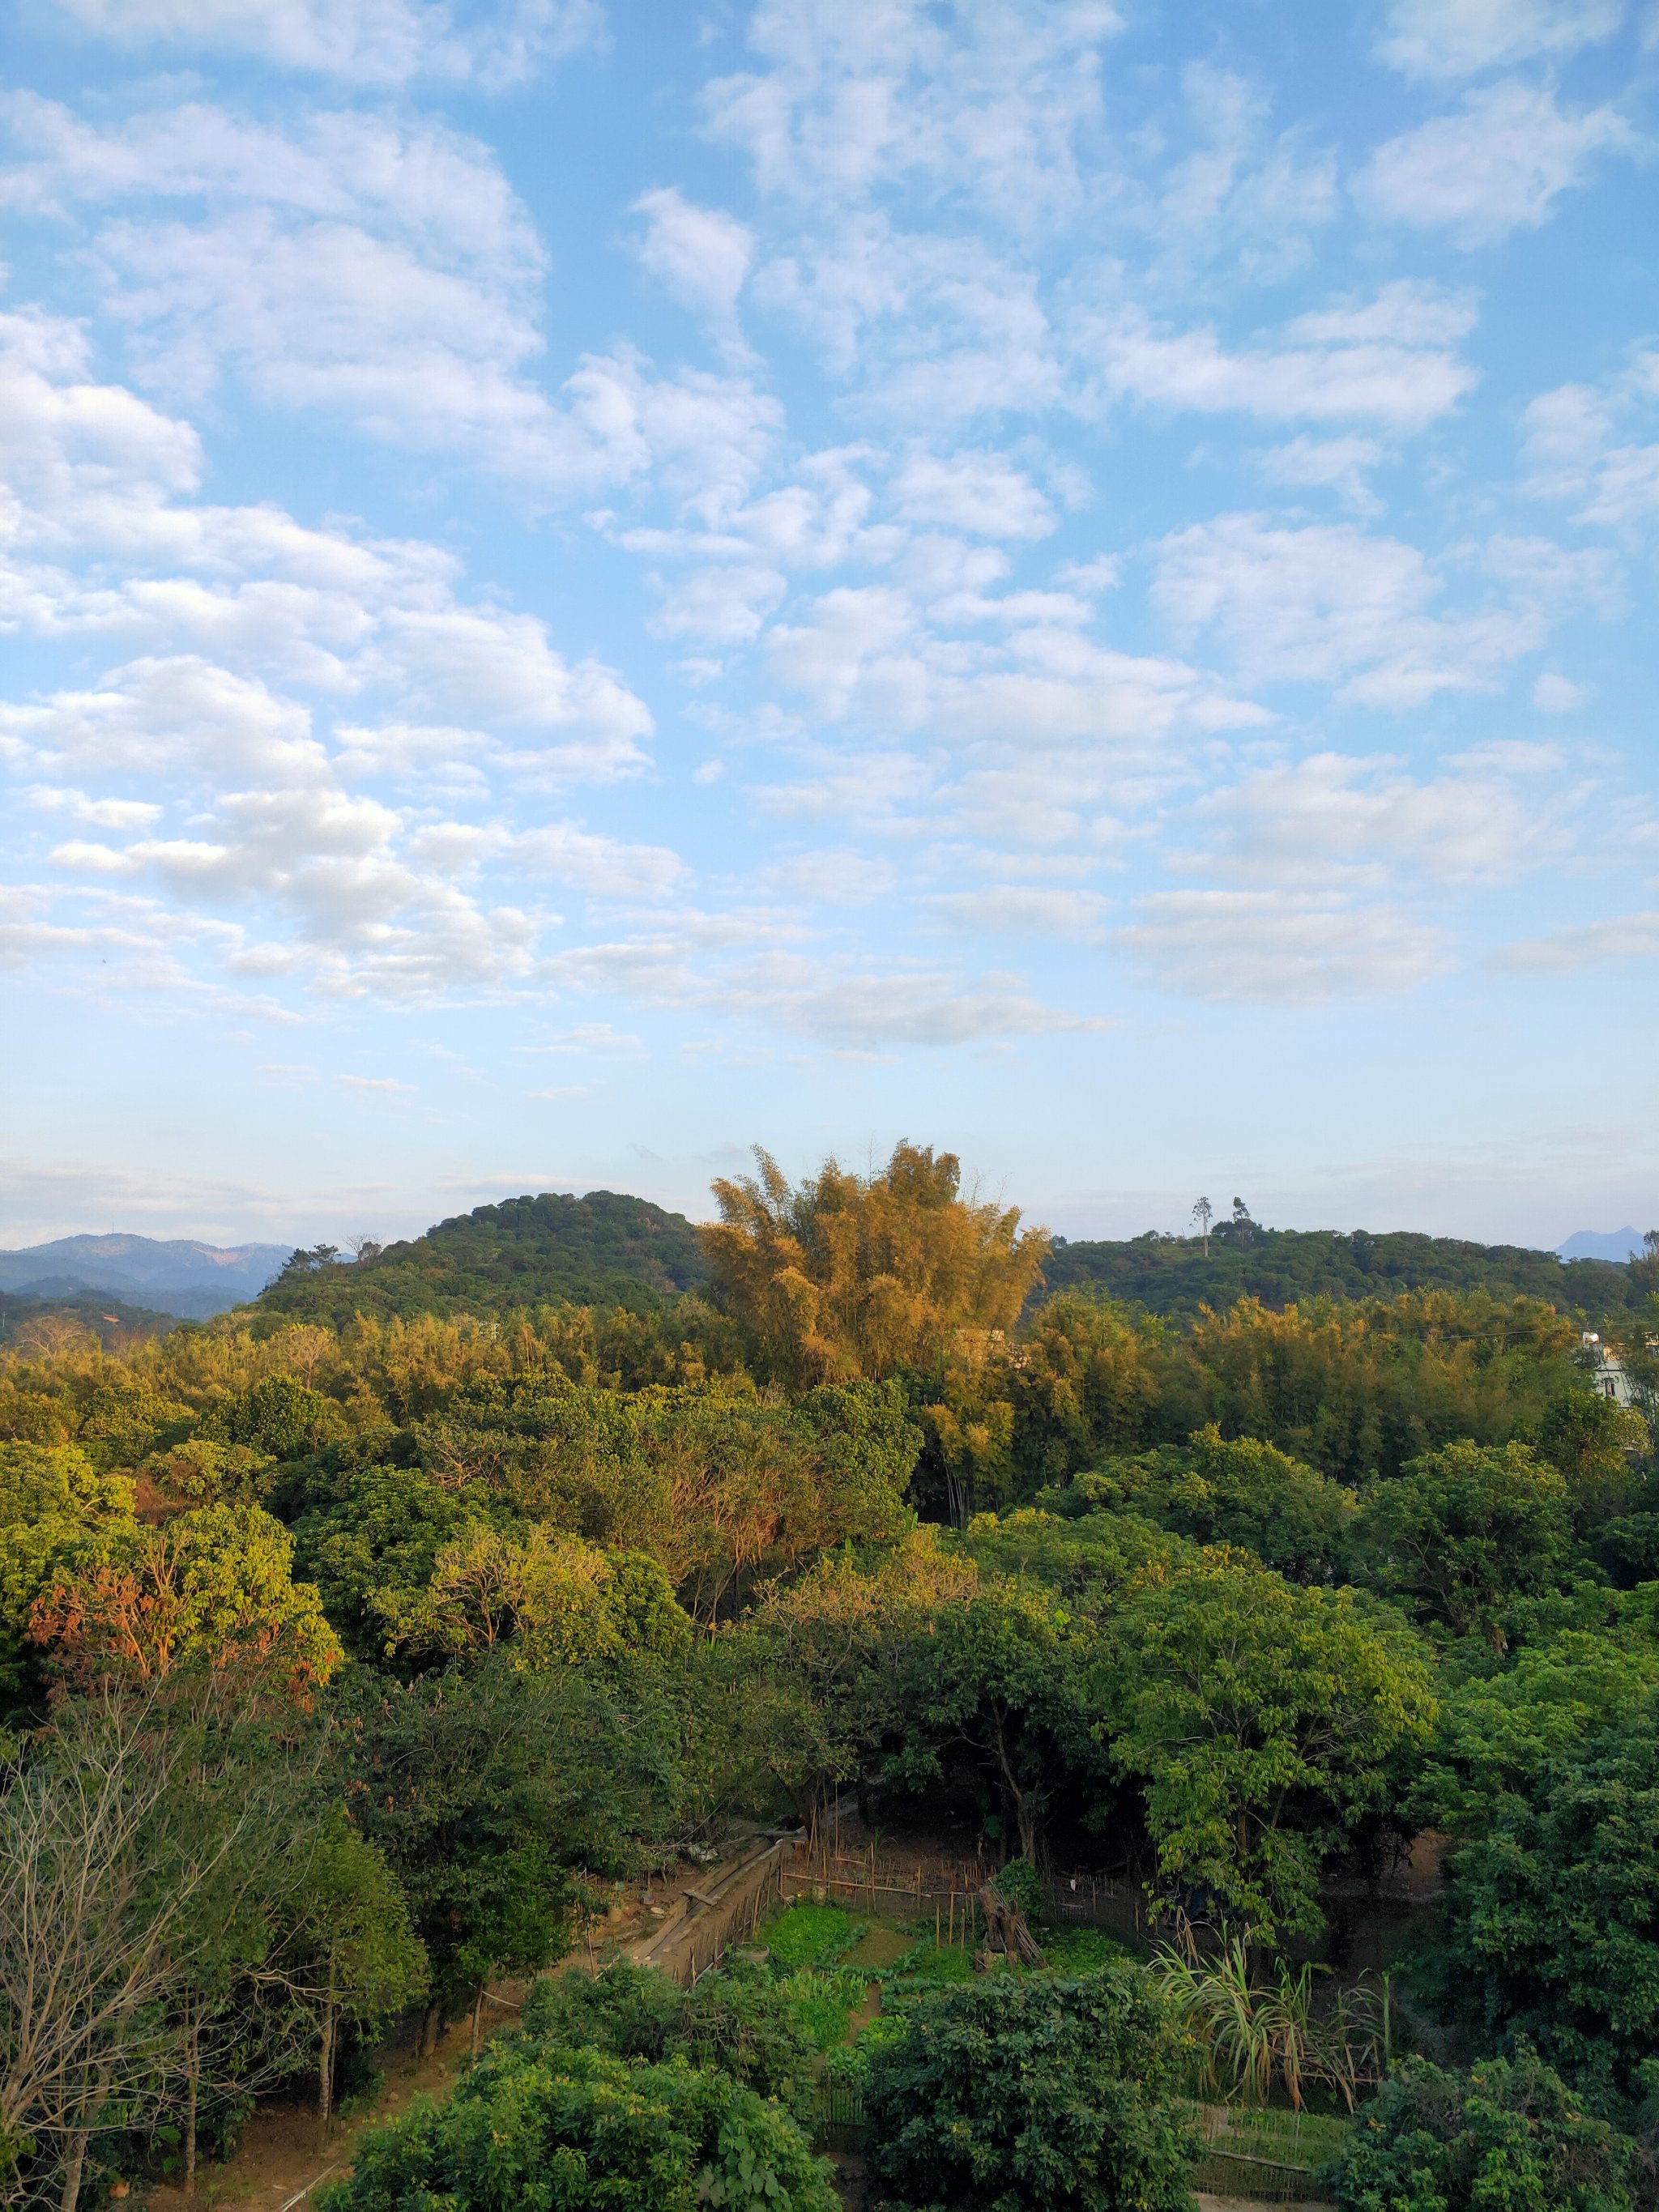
[
  {"left": 1559, "top": 1226, "right": 1648, "bottom": 1263},
  {"left": 0, "top": 1234, "right": 291, "bottom": 1319}
]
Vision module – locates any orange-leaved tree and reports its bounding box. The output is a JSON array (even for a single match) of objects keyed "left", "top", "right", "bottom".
[
  {"left": 29, "top": 1502, "right": 342, "bottom": 1703},
  {"left": 700, "top": 1142, "right": 1049, "bottom": 1388}
]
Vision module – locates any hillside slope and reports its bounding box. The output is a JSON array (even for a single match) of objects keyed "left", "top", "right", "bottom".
[
  {"left": 1043, "top": 1225, "right": 1639, "bottom": 1324},
  {"left": 250, "top": 1190, "right": 711, "bottom": 1324}
]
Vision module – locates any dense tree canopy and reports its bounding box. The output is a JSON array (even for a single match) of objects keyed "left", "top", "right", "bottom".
[
  {"left": 864, "top": 1971, "right": 1197, "bottom": 2212},
  {"left": 0, "top": 1145, "right": 1654, "bottom": 2209}
]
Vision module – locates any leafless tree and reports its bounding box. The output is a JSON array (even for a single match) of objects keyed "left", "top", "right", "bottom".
[{"left": 0, "top": 1686, "right": 253, "bottom": 2210}]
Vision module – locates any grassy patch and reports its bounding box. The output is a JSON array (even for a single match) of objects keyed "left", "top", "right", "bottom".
[
  {"left": 778, "top": 1967, "right": 869, "bottom": 2050},
  {"left": 1038, "top": 1925, "right": 1138, "bottom": 1975},
  {"left": 760, "top": 1901, "right": 863, "bottom": 1971},
  {"left": 881, "top": 1938, "right": 975, "bottom": 1991}
]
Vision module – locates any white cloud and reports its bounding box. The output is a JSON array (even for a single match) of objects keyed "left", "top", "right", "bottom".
[
  {"left": 1145, "top": 62, "right": 1339, "bottom": 283},
  {"left": 1256, "top": 435, "right": 1384, "bottom": 513},
  {"left": 1520, "top": 370, "right": 1659, "bottom": 528},
  {"left": 648, "top": 563, "right": 788, "bottom": 645},
  {"left": 512, "top": 824, "right": 688, "bottom": 898},
  {"left": 706, "top": 0, "right": 1119, "bottom": 221},
  {"left": 2, "top": 657, "right": 327, "bottom": 781},
  {"left": 1188, "top": 748, "right": 1584, "bottom": 887},
  {"left": 768, "top": 582, "right": 1252, "bottom": 747},
  {"left": 1081, "top": 283, "right": 1478, "bottom": 434},
  {"left": 1151, "top": 514, "right": 1610, "bottom": 707},
  {"left": 1495, "top": 910, "right": 1659, "bottom": 971},
  {"left": 1116, "top": 889, "right": 1449, "bottom": 1001},
  {"left": 1533, "top": 671, "right": 1588, "bottom": 712},
  {"left": 890, "top": 450, "right": 1056, "bottom": 539},
  {"left": 631, "top": 188, "right": 756, "bottom": 335},
  {"left": 369, "top": 611, "right": 654, "bottom": 773},
  {"left": 1376, "top": 0, "right": 1623, "bottom": 81},
  {"left": 928, "top": 885, "right": 1109, "bottom": 937},
  {"left": 1359, "top": 81, "right": 1632, "bottom": 248},
  {"left": 759, "top": 848, "right": 897, "bottom": 904},
  {"left": 43, "top": 0, "right": 600, "bottom": 87}
]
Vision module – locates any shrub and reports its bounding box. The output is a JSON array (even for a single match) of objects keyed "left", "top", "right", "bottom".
[
  {"left": 991, "top": 1854, "right": 1045, "bottom": 1924},
  {"left": 522, "top": 1960, "right": 687, "bottom": 2061},
  {"left": 318, "top": 2039, "right": 837, "bottom": 2212},
  {"left": 1325, "top": 2052, "right": 1636, "bottom": 2212},
  {"left": 864, "top": 1967, "right": 1197, "bottom": 2212},
  {"left": 675, "top": 1960, "right": 818, "bottom": 2113}
]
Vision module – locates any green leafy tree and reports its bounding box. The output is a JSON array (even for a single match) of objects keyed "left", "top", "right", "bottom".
[
  {"left": 1435, "top": 1708, "right": 1659, "bottom": 2103},
  {"left": 1414, "top": 1627, "right": 1659, "bottom": 1836},
  {"left": 1100, "top": 1551, "right": 1437, "bottom": 1941},
  {"left": 318, "top": 2038, "right": 836, "bottom": 2212},
  {"left": 885, "top": 1575, "right": 1107, "bottom": 1862},
  {"left": 1326, "top": 2052, "right": 1635, "bottom": 2212},
  {"left": 291, "top": 1462, "right": 498, "bottom": 1661},
  {"left": 719, "top": 1529, "right": 976, "bottom": 1840},
  {"left": 1352, "top": 1441, "right": 1577, "bottom": 1648},
  {"left": 198, "top": 1376, "right": 346, "bottom": 1462},
  {"left": 521, "top": 1959, "right": 688, "bottom": 2061},
  {"left": 335, "top": 1652, "right": 676, "bottom": 2049},
  {"left": 267, "top": 1809, "right": 427, "bottom": 2145},
  {"left": 1060, "top": 1425, "right": 1357, "bottom": 1582},
  {"left": 864, "top": 1970, "right": 1197, "bottom": 2212},
  {"left": 1533, "top": 1387, "right": 1648, "bottom": 1524}
]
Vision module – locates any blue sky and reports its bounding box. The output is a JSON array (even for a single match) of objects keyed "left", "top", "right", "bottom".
[{"left": 2, "top": 0, "right": 1657, "bottom": 1251}]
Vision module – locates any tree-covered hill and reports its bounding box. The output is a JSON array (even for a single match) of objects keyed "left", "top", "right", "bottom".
[
  {"left": 250, "top": 1190, "right": 711, "bottom": 1324},
  {"left": 0, "top": 1289, "right": 182, "bottom": 1349},
  {"left": 1043, "top": 1223, "right": 1640, "bottom": 1324}
]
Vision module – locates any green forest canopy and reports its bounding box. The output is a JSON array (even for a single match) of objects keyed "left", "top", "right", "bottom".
[
  {"left": 2, "top": 1141, "right": 1658, "bottom": 2211},
  {"left": 251, "top": 1188, "right": 1645, "bottom": 1331}
]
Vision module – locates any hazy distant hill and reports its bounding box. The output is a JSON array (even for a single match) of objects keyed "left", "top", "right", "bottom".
[
  {"left": 1043, "top": 1224, "right": 1640, "bottom": 1325},
  {"left": 250, "top": 1191, "right": 710, "bottom": 1325},
  {"left": 1559, "top": 1226, "right": 1648, "bottom": 1263},
  {"left": 0, "top": 1234, "right": 290, "bottom": 1319}
]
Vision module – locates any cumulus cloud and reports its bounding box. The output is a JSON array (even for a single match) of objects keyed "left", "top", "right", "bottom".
[
  {"left": 1186, "top": 748, "right": 1585, "bottom": 888},
  {"left": 1151, "top": 514, "right": 1612, "bottom": 707},
  {"left": 1256, "top": 436, "right": 1384, "bottom": 513},
  {"left": 1520, "top": 370, "right": 1659, "bottom": 528},
  {"left": 0, "top": 307, "right": 660, "bottom": 1007},
  {"left": 1359, "top": 81, "right": 1632, "bottom": 247},
  {"left": 758, "top": 849, "right": 897, "bottom": 904},
  {"left": 1376, "top": 0, "right": 1623, "bottom": 80},
  {"left": 705, "top": 0, "right": 1118, "bottom": 221},
  {"left": 890, "top": 450, "right": 1057, "bottom": 539},
  {"left": 511, "top": 824, "right": 689, "bottom": 899},
  {"left": 1081, "top": 283, "right": 1478, "bottom": 434},
  {"left": 42, "top": 0, "right": 600, "bottom": 87},
  {"left": 631, "top": 188, "right": 757, "bottom": 337},
  {"left": 1116, "top": 889, "right": 1450, "bottom": 1001}
]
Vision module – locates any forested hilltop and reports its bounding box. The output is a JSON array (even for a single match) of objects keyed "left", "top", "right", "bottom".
[
  {"left": 253, "top": 1186, "right": 1645, "bottom": 1332},
  {"left": 254, "top": 1189, "right": 711, "bottom": 1325},
  {"left": 4, "top": 1144, "right": 1659, "bottom": 2212},
  {"left": 1048, "top": 1220, "right": 1643, "bottom": 1323}
]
